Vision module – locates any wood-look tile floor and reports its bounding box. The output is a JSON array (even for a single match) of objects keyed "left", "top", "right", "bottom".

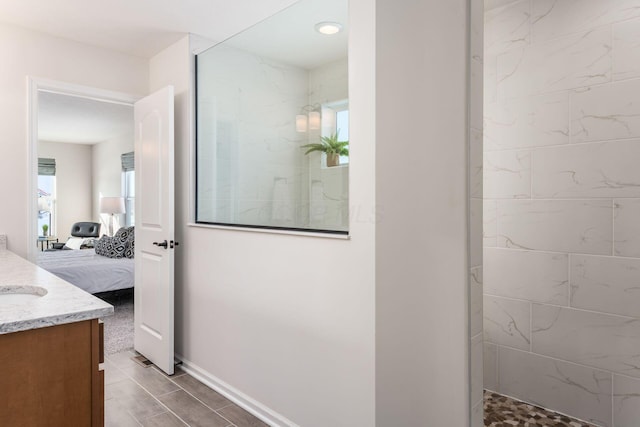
[{"left": 104, "top": 350, "right": 269, "bottom": 427}]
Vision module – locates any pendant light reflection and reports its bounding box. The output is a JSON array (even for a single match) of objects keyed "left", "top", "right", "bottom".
[
  {"left": 296, "top": 114, "right": 308, "bottom": 132},
  {"left": 308, "top": 111, "right": 321, "bottom": 130},
  {"left": 296, "top": 104, "right": 328, "bottom": 133}
]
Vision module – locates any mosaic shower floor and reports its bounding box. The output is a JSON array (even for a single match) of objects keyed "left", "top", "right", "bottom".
[{"left": 484, "top": 391, "right": 597, "bottom": 427}]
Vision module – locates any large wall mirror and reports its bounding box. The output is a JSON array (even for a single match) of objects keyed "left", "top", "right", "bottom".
[{"left": 196, "top": 0, "right": 349, "bottom": 234}]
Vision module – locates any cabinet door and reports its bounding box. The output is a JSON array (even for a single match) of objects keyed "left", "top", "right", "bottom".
[{"left": 0, "top": 320, "right": 102, "bottom": 426}]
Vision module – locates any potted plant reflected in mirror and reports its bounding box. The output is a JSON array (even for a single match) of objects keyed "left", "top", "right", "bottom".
[
  {"left": 301, "top": 132, "right": 348, "bottom": 167},
  {"left": 42, "top": 224, "right": 48, "bottom": 237}
]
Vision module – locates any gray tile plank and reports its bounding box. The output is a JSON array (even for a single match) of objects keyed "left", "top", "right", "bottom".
[
  {"left": 141, "top": 412, "right": 188, "bottom": 427},
  {"left": 105, "top": 398, "right": 142, "bottom": 427},
  {"left": 106, "top": 350, "right": 141, "bottom": 370},
  {"left": 157, "top": 390, "right": 230, "bottom": 427},
  {"left": 104, "top": 358, "right": 128, "bottom": 386},
  {"left": 217, "top": 404, "right": 269, "bottom": 427},
  {"left": 173, "top": 375, "right": 233, "bottom": 410},
  {"left": 123, "top": 363, "right": 181, "bottom": 397},
  {"left": 106, "top": 378, "right": 168, "bottom": 421}
]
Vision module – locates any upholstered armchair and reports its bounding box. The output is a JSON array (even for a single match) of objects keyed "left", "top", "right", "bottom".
[{"left": 49, "top": 222, "right": 101, "bottom": 250}]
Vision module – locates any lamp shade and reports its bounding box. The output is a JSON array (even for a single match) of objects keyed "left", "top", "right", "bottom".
[
  {"left": 37, "top": 197, "right": 49, "bottom": 212},
  {"left": 100, "top": 197, "right": 125, "bottom": 214},
  {"left": 295, "top": 114, "right": 308, "bottom": 132},
  {"left": 308, "top": 111, "right": 321, "bottom": 130}
]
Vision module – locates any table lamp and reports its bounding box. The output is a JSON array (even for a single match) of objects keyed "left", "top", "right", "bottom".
[{"left": 99, "top": 197, "right": 125, "bottom": 236}]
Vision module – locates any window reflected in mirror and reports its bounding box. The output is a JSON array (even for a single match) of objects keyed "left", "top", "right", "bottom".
[{"left": 195, "top": 0, "right": 349, "bottom": 233}]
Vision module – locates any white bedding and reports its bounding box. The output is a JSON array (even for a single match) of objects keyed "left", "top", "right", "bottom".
[{"left": 37, "top": 249, "right": 134, "bottom": 294}]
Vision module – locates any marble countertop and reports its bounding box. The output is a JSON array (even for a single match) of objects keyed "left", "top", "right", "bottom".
[{"left": 0, "top": 248, "right": 113, "bottom": 334}]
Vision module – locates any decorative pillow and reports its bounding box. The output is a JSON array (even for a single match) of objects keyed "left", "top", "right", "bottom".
[
  {"left": 124, "top": 226, "right": 135, "bottom": 259},
  {"left": 94, "top": 235, "right": 126, "bottom": 259},
  {"left": 64, "top": 237, "right": 85, "bottom": 250}
]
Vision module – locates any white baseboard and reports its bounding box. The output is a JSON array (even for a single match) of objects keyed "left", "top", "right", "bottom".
[{"left": 175, "top": 353, "right": 298, "bottom": 427}]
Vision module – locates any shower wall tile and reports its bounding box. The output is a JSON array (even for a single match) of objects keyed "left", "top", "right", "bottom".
[
  {"left": 484, "top": 343, "right": 498, "bottom": 392},
  {"left": 613, "top": 18, "right": 640, "bottom": 81},
  {"left": 614, "top": 199, "right": 640, "bottom": 258},
  {"left": 484, "top": 248, "right": 568, "bottom": 305},
  {"left": 471, "top": 198, "right": 483, "bottom": 268},
  {"left": 484, "top": 55, "right": 497, "bottom": 105},
  {"left": 613, "top": 374, "right": 640, "bottom": 427},
  {"left": 484, "top": 150, "right": 530, "bottom": 199},
  {"left": 471, "top": 266, "right": 483, "bottom": 337},
  {"left": 484, "top": 91, "right": 569, "bottom": 150},
  {"left": 496, "top": 200, "right": 612, "bottom": 254},
  {"left": 485, "top": 0, "right": 530, "bottom": 55},
  {"left": 484, "top": 200, "right": 498, "bottom": 248},
  {"left": 532, "top": 304, "right": 640, "bottom": 378},
  {"left": 532, "top": 0, "right": 640, "bottom": 43},
  {"left": 484, "top": 295, "right": 531, "bottom": 350},
  {"left": 471, "top": 333, "right": 484, "bottom": 406},
  {"left": 571, "top": 255, "right": 640, "bottom": 318},
  {"left": 497, "top": 28, "right": 611, "bottom": 99},
  {"left": 485, "top": 0, "right": 522, "bottom": 11},
  {"left": 498, "top": 346, "right": 613, "bottom": 427},
  {"left": 470, "top": 128, "right": 483, "bottom": 199},
  {"left": 533, "top": 140, "right": 640, "bottom": 198},
  {"left": 571, "top": 80, "right": 640, "bottom": 143}
]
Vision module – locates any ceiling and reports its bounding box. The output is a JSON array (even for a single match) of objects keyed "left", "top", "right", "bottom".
[
  {"left": 0, "top": 0, "right": 298, "bottom": 58},
  {"left": 5, "top": 0, "right": 346, "bottom": 142},
  {"left": 38, "top": 91, "right": 133, "bottom": 144},
  {"left": 221, "top": 0, "right": 348, "bottom": 70}
]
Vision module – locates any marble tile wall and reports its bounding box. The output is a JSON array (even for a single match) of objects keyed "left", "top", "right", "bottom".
[{"left": 483, "top": 1, "right": 640, "bottom": 426}]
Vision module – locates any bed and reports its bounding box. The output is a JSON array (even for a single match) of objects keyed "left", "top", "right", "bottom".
[{"left": 37, "top": 249, "right": 134, "bottom": 294}]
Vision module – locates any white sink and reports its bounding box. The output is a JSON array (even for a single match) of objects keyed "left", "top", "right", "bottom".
[{"left": 0, "top": 285, "right": 48, "bottom": 305}]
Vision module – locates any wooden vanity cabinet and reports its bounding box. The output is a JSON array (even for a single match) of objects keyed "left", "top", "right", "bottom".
[{"left": 0, "top": 319, "right": 104, "bottom": 426}]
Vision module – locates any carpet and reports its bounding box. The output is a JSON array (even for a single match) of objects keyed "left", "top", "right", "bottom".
[{"left": 96, "top": 289, "right": 134, "bottom": 355}]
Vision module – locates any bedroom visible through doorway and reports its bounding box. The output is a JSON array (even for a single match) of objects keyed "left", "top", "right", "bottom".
[{"left": 29, "top": 81, "right": 138, "bottom": 355}]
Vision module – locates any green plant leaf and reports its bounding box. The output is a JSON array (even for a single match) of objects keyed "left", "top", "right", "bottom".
[{"left": 301, "top": 131, "right": 349, "bottom": 157}]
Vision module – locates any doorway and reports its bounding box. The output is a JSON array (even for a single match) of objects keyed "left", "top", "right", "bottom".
[{"left": 28, "top": 78, "right": 139, "bottom": 355}]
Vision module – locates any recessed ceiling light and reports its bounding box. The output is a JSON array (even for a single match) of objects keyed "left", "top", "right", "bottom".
[{"left": 315, "top": 22, "right": 343, "bottom": 35}]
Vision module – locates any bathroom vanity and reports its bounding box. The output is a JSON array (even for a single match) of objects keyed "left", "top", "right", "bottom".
[{"left": 0, "top": 239, "right": 113, "bottom": 426}]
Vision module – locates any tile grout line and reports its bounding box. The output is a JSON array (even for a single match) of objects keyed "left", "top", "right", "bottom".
[
  {"left": 112, "top": 357, "right": 193, "bottom": 427},
  {"left": 612, "top": 199, "right": 616, "bottom": 257},
  {"left": 484, "top": 292, "right": 640, "bottom": 320},
  {"left": 157, "top": 364, "right": 240, "bottom": 427},
  {"left": 567, "top": 252, "right": 571, "bottom": 308},
  {"left": 490, "top": 343, "right": 637, "bottom": 383}
]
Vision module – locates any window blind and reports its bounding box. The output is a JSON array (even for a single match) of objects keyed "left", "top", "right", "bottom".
[
  {"left": 121, "top": 152, "right": 134, "bottom": 172},
  {"left": 38, "top": 158, "right": 56, "bottom": 176}
]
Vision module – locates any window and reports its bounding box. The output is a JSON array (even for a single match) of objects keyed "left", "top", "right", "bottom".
[
  {"left": 194, "top": 0, "right": 349, "bottom": 234},
  {"left": 121, "top": 152, "right": 135, "bottom": 227},
  {"left": 37, "top": 158, "right": 56, "bottom": 236},
  {"left": 323, "top": 101, "right": 349, "bottom": 166}
]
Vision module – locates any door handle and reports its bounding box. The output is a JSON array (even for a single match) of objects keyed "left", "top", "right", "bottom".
[{"left": 153, "top": 240, "right": 168, "bottom": 249}]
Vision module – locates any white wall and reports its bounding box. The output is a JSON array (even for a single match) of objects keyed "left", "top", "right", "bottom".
[
  {"left": 92, "top": 133, "right": 134, "bottom": 233},
  {"left": 374, "top": 0, "right": 470, "bottom": 426},
  {"left": 154, "top": 0, "right": 473, "bottom": 425},
  {"left": 484, "top": 1, "right": 640, "bottom": 425},
  {"left": 37, "top": 141, "right": 92, "bottom": 242},
  {"left": 151, "top": 22, "right": 376, "bottom": 427},
  {"left": 0, "top": 22, "right": 148, "bottom": 258}
]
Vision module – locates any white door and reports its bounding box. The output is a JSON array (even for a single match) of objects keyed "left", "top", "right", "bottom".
[{"left": 134, "top": 86, "right": 175, "bottom": 375}]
